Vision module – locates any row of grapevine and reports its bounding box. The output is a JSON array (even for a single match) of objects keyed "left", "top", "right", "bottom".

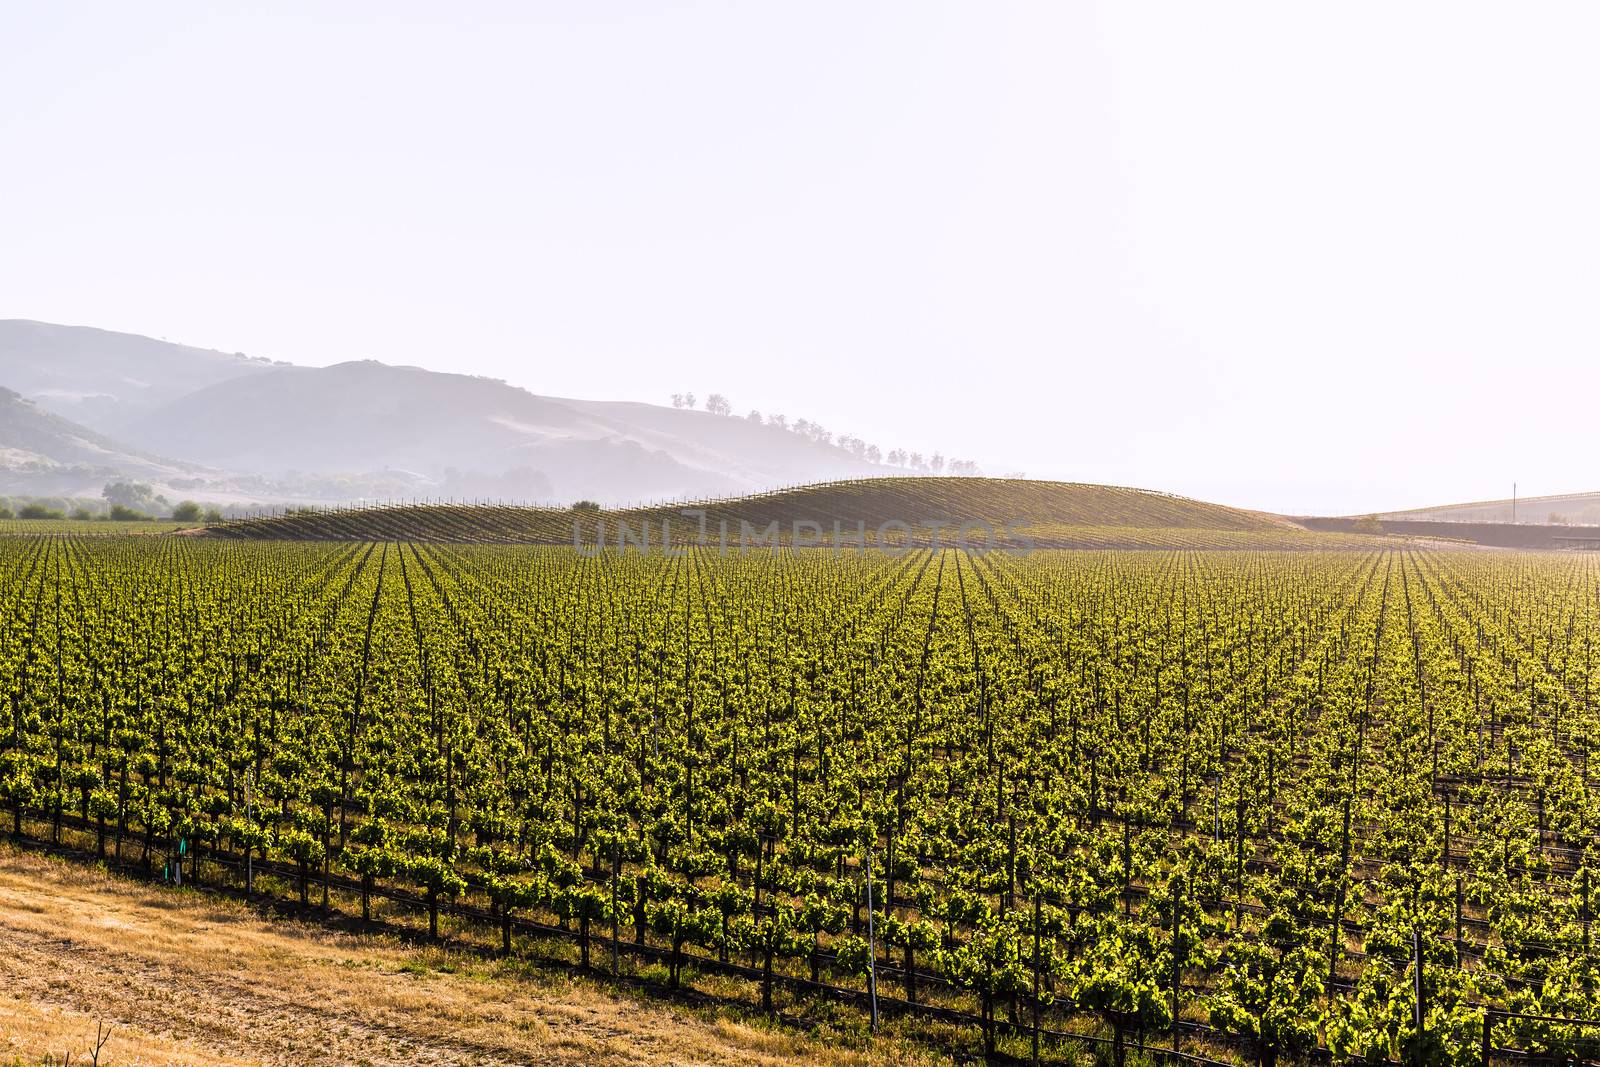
[{"left": 2, "top": 537, "right": 1598, "bottom": 1064}]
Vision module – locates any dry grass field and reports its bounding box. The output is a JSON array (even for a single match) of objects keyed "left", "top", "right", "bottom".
[{"left": 0, "top": 846, "right": 944, "bottom": 1067}]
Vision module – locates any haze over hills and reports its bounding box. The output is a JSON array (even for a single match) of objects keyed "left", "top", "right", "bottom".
[
  {"left": 0, "top": 319, "right": 1590, "bottom": 523},
  {"left": 0, "top": 321, "right": 888, "bottom": 505},
  {"left": 0, "top": 386, "right": 202, "bottom": 496},
  {"left": 119, "top": 358, "right": 886, "bottom": 503},
  {"left": 0, "top": 319, "right": 282, "bottom": 430}
]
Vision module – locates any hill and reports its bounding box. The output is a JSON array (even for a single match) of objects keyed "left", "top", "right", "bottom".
[
  {"left": 1289, "top": 487, "right": 1600, "bottom": 549},
  {"left": 0, "top": 386, "right": 200, "bottom": 495},
  {"left": 4, "top": 322, "right": 898, "bottom": 505},
  {"left": 680, "top": 477, "right": 1296, "bottom": 530},
  {"left": 1372, "top": 489, "right": 1600, "bottom": 526},
  {"left": 207, "top": 476, "right": 1368, "bottom": 549},
  {"left": 118, "top": 359, "right": 888, "bottom": 504},
  {"left": 0, "top": 319, "right": 279, "bottom": 430}
]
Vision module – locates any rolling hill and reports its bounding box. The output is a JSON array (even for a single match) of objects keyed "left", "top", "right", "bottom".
[
  {"left": 0, "top": 386, "right": 201, "bottom": 495},
  {"left": 1285, "top": 487, "right": 1600, "bottom": 550},
  {"left": 3, "top": 321, "right": 894, "bottom": 505},
  {"left": 116, "top": 359, "right": 887, "bottom": 504},
  {"left": 207, "top": 476, "right": 1371, "bottom": 549},
  {"left": 0, "top": 319, "right": 281, "bottom": 430},
  {"left": 1372, "top": 490, "right": 1600, "bottom": 526}
]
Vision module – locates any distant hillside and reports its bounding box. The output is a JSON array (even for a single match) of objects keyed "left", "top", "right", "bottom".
[
  {"left": 0, "top": 322, "right": 901, "bottom": 504},
  {"left": 0, "top": 386, "right": 198, "bottom": 494},
  {"left": 1375, "top": 490, "right": 1600, "bottom": 526},
  {"left": 118, "top": 359, "right": 888, "bottom": 504},
  {"left": 0, "top": 320, "right": 278, "bottom": 429},
  {"left": 208, "top": 477, "right": 1364, "bottom": 549},
  {"left": 1300, "top": 514, "right": 1597, "bottom": 549}
]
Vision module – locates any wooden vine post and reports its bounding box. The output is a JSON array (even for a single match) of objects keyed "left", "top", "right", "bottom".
[{"left": 864, "top": 846, "right": 879, "bottom": 1034}]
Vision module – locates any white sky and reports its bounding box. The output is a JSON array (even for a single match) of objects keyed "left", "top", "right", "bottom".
[{"left": 3, "top": 2, "right": 1597, "bottom": 515}]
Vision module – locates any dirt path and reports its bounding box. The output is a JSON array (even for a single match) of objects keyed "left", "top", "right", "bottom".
[{"left": 0, "top": 847, "right": 932, "bottom": 1067}]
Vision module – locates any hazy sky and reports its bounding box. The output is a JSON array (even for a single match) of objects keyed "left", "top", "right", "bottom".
[{"left": 4, "top": 2, "right": 1597, "bottom": 514}]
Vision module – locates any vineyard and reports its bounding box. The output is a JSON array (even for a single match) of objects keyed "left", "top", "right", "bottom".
[
  {"left": 4, "top": 536, "right": 1600, "bottom": 1066},
  {"left": 205, "top": 477, "right": 1379, "bottom": 550}
]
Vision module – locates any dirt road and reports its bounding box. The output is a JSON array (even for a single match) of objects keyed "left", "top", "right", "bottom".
[{"left": 0, "top": 846, "right": 931, "bottom": 1067}]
